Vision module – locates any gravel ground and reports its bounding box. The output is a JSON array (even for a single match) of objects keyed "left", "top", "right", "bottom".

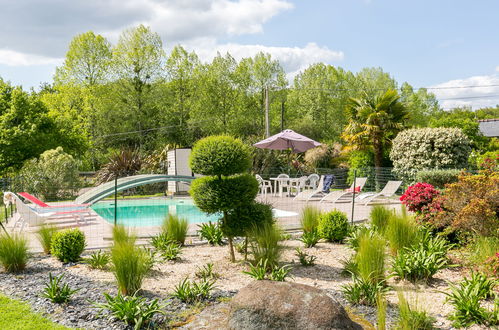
[{"left": 0, "top": 238, "right": 491, "bottom": 329}]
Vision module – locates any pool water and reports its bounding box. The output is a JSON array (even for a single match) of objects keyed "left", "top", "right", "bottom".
[{"left": 91, "top": 198, "right": 221, "bottom": 227}]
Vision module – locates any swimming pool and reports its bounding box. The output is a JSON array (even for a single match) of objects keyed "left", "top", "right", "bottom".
[{"left": 91, "top": 198, "right": 297, "bottom": 227}]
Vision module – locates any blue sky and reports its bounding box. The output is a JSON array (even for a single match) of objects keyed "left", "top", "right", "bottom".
[{"left": 1, "top": 0, "right": 498, "bottom": 108}]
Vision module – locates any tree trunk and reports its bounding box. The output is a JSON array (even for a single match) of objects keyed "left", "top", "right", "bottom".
[
  {"left": 244, "top": 236, "right": 248, "bottom": 261},
  {"left": 228, "top": 236, "right": 235, "bottom": 262},
  {"left": 373, "top": 137, "right": 384, "bottom": 190}
]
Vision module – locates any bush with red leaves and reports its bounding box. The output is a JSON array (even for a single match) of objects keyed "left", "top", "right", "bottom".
[{"left": 400, "top": 182, "right": 440, "bottom": 213}]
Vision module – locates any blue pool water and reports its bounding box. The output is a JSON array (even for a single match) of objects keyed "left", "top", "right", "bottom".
[{"left": 91, "top": 198, "right": 221, "bottom": 227}]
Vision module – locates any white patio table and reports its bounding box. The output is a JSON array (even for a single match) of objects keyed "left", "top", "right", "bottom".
[{"left": 270, "top": 177, "right": 302, "bottom": 197}]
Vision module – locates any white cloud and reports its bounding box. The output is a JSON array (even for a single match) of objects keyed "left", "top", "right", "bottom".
[
  {"left": 430, "top": 73, "right": 499, "bottom": 110},
  {"left": 0, "top": 49, "right": 62, "bottom": 67},
  {"left": 495, "top": 66, "right": 499, "bottom": 72}
]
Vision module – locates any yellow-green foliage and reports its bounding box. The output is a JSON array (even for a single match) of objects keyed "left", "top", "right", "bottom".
[{"left": 385, "top": 210, "right": 418, "bottom": 254}]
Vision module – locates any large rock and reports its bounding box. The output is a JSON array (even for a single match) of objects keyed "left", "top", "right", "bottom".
[{"left": 229, "top": 281, "right": 362, "bottom": 330}]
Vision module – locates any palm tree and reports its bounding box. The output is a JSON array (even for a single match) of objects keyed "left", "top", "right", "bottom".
[{"left": 342, "top": 89, "right": 409, "bottom": 182}]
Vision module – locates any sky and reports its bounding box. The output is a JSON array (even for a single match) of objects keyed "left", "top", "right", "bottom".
[{"left": 1, "top": 0, "right": 499, "bottom": 109}]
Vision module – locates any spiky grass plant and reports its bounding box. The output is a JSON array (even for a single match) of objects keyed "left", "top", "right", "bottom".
[
  {"left": 384, "top": 209, "right": 418, "bottom": 255},
  {"left": 112, "top": 225, "right": 136, "bottom": 246},
  {"left": 0, "top": 233, "right": 29, "bottom": 273},
  {"left": 376, "top": 293, "right": 387, "bottom": 330},
  {"left": 249, "top": 222, "right": 283, "bottom": 269},
  {"left": 162, "top": 214, "right": 188, "bottom": 246},
  {"left": 395, "top": 291, "right": 436, "bottom": 330},
  {"left": 370, "top": 206, "right": 392, "bottom": 234},
  {"left": 36, "top": 224, "right": 57, "bottom": 255},
  {"left": 469, "top": 236, "right": 499, "bottom": 267},
  {"left": 356, "top": 234, "right": 387, "bottom": 284},
  {"left": 300, "top": 205, "right": 321, "bottom": 233}
]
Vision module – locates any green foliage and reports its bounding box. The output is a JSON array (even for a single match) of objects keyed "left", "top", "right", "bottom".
[
  {"left": 390, "top": 127, "right": 471, "bottom": 182},
  {"left": 36, "top": 224, "right": 57, "bottom": 254},
  {"left": 197, "top": 222, "right": 224, "bottom": 245},
  {"left": 392, "top": 244, "right": 449, "bottom": 283},
  {"left": 342, "top": 276, "right": 389, "bottom": 306},
  {"left": 299, "top": 230, "right": 321, "bottom": 248},
  {"left": 158, "top": 241, "right": 182, "bottom": 261},
  {"left": 189, "top": 136, "right": 251, "bottom": 176},
  {"left": 356, "top": 234, "right": 386, "bottom": 284},
  {"left": 376, "top": 293, "right": 387, "bottom": 330},
  {"left": 345, "top": 225, "right": 376, "bottom": 251},
  {"left": 468, "top": 236, "right": 499, "bottom": 269},
  {"left": 444, "top": 273, "right": 499, "bottom": 327},
  {"left": 83, "top": 250, "right": 110, "bottom": 270},
  {"left": 190, "top": 174, "right": 259, "bottom": 214},
  {"left": 0, "top": 233, "right": 29, "bottom": 273},
  {"left": 249, "top": 222, "right": 283, "bottom": 269},
  {"left": 150, "top": 232, "right": 170, "bottom": 250},
  {"left": 384, "top": 211, "right": 419, "bottom": 254},
  {"left": 414, "top": 169, "right": 461, "bottom": 189},
  {"left": 42, "top": 273, "right": 79, "bottom": 304},
  {"left": 195, "top": 263, "right": 220, "bottom": 280},
  {"left": 222, "top": 201, "right": 273, "bottom": 238},
  {"left": 242, "top": 259, "right": 268, "bottom": 280},
  {"left": 295, "top": 248, "right": 317, "bottom": 266},
  {"left": 347, "top": 150, "right": 374, "bottom": 185},
  {"left": 94, "top": 292, "right": 165, "bottom": 329},
  {"left": 17, "top": 147, "right": 81, "bottom": 200},
  {"left": 172, "top": 278, "right": 216, "bottom": 304},
  {"left": 317, "top": 210, "right": 350, "bottom": 242},
  {"left": 96, "top": 149, "right": 143, "bottom": 184},
  {"left": 113, "top": 225, "right": 136, "bottom": 245},
  {"left": 162, "top": 214, "right": 188, "bottom": 246},
  {"left": 300, "top": 205, "right": 321, "bottom": 233},
  {"left": 50, "top": 229, "right": 86, "bottom": 263},
  {"left": 111, "top": 238, "right": 151, "bottom": 295},
  {"left": 303, "top": 144, "right": 341, "bottom": 169},
  {"left": 269, "top": 264, "right": 292, "bottom": 282},
  {"left": 370, "top": 206, "right": 392, "bottom": 234},
  {"left": 395, "top": 292, "right": 436, "bottom": 330}
]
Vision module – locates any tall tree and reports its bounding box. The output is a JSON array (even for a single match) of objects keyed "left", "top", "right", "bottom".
[
  {"left": 342, "top": 89, "right": 409, "bottom": 177},
  {"left": 400, "top": 82, "right": 441, "bottom": 127}
]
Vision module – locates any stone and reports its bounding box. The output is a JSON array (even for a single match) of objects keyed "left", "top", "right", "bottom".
[{"left": 229, "top": 281, "right": 362, "bottom": 330}]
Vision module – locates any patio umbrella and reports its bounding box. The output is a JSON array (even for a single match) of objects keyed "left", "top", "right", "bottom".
[{"left": 253, "top": 129, "right": 321, "bottom": 153}]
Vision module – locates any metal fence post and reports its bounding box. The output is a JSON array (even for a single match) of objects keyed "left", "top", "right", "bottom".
[
  {"left": 114, "top": 176, "right": 118, "bottom": 226},
  {"left": 350, "top": 170, "right": 356, "bottom": 225}
]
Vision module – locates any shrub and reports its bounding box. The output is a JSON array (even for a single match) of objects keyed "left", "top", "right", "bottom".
[
  {"left": 111, "top": 241, "right": 151, "bottom": 295},
  {"left": 195, "top": 263, "right": 220, "bottom": 280},
  {"left": 269, "top": 264, "right": 292, "bottom": 282},
  {"left": 172, "top": 277, "right": 216, "bottom": 303},
  {"left": 415, "top": 169, "right": 461, "bottom": 189},
  {"left": 392, "top": 245, "right": 448, "bottom": 283},
  {"left": 300, "top": 205, "right": 321, "bottom": 233},
  {"left": 197, "top": 221, "right": 224, "bottom": 245},
  {"left": 295, "top": 248, "right": 317, "bottom": 266},
  {"left": 243, "top": 259, "right": 267, "bottom": 280},
  {"left": 96, "top": 149, "right": 143, "bottom": 184},
  {"left": 221, "top": 201, "right": 273, "bottom": 239},
  {"left": 317, "top": 210, "right": 350, "bottom": 242},
  {"left": 158, "top": 241, "right": 182, "bottom": 261},
  {"left": 83, "top": 250, "right": 110, "bottom": 270},
  {"left": 150, "top": 232, "right": 171, "bottom": 250},
  {"left": 445, "top": 274, "right": 499, "bottom": 327},
  {"left": 17, "top": 147, "right": 81, "bottom": 200},
  {"left": 435, "top": 170, "right": 499, "bottom": 237},
  {"left": 112, "top": 225, "right": 136, "bottom": 245},
  {"left": 356, "top": 234, "right": 386, "bottom": 284},
  {"left": 345, "top": 225, "right": 376, "bottom": 251},
  {"left": 299, "top": 230, "right": 321, "bottom": 248},
  {"left": 384, "top": 211, "right": 419, "bottom": 254},
  {"left": 485, "top": 253, "right": 499, "bottom": 276},
  {"left": 390, "top": 127, "right": 471, "bottom": 182},
  {"left": 304, "top": 144, "right": 341, "bottom": 169},
  {"left": 342, "top": 276, "right": 389, "bottom": 306},
  {"left": 189, "top": 135, "right": 251, "bottom": 176},
  {"left": 162, "top": 214, "right": 188, "bottom": 246},
  {"left": 50, "top": 229, "right": 86, "bottom": 263},
  {"left": 468, "top": 236, "right": 499, "bottom": 270},
  {"left": 370, "top": 206, "right": 392, "bottom": 233},
  {"left": 0, "top": 234, "right": 29, "bottom": 273},
  {"left": 395, "top": 291, "right": 436, "bottom": 330},
  {"left": 249, "top": 222, "right": 283, "bottom": 269},
  {"left": 42, "top": 273, "right": 79, "bottom": 304},
  {"left": 94, "top": 292, "right": 165, "bottom": 328},
  {"left": 400, "top": 183, "right": 440, "bottom": 214},
  {"left": 36, "top": 225, "right": 57, "bottom": 255}
]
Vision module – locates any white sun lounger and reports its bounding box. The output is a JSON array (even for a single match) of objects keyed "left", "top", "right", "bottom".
[
  {"left": 319, "top": 177, "right": 368, "bottom": 204},
  {"left": 361, "top": 180, "right": 403, "bottom": 205},
  {"left": 293, "top": 175, "right": 325, "bottom": 201}
]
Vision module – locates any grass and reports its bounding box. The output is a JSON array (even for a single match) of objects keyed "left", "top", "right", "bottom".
[
  {"left": 163, "top": 214, "right": 188, "bottom": 246},
  {"left": 356, "top": 234, "right": 386, "bottom": 283},
  {"left": 0, "top": 233, "right": 29, "bottom": 273},
  {"left": 395, "top": 291, "right": 435, "bottom": 330},
  {"left": 370, "top": 206, "right": 392, "bottom": 234},
  {"left": 249, "top": 222, "right": 283, "bottom": 269},
  {"left": 468, "top": 236, "right": 499, "bottom": 267},
  {"left": 36, "top": 224, "right": 58, "bottom": 254},
  {"left": 112, "top": 225, "right": 136, "bottom": 245},
  {"left": 384, "top": 210, "right": 419, "bottom": 254},
  {"left": 300, "top": 205, "right": 321, "bottom": 233},
  {"left": 0, "top": 293, "right": 69, "bottom": 329}
]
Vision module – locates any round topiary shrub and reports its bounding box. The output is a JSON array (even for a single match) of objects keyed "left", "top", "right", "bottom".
[
  {"left": 51, "top": 229, "right": 86, "bottom": 263},
  {"left": 222, "top": 201, "right": 274, "bottom": 238},
  {"left": 189, "top": 135, "right": 251, "bottom": 176},
  {"left": 318, "top": 210, "right": 350, "bottom": 242}
]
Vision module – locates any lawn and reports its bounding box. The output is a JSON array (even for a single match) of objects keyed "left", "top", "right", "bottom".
[{"left": 0, "top": 294, "right": 68, "bottom": 330}]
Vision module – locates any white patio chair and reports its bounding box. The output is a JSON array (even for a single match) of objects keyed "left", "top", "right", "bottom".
[
  {"left": 288, "top": 176, "right": 308, "bottom": 196},
  {"left": 255, "top": 174, "right": 272, "bottom": 196},
  {"left": 277, "top": 173, "right": 290, "bottom": 197},
  {"left": 319, "top": 177, "right": 368, "bottom": 204},
  {"left": 293, "top": 175, "right": 325, "bottom": 201},
  {"left": 305, "top": 174, "right": 320, "bottom": 190}
]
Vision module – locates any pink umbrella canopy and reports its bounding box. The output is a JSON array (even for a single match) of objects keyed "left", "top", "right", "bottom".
[{"left": 253, "top": 129, "right": 321, "bottom": 153}]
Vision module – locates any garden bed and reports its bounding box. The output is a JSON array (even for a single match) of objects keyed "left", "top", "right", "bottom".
[{"left": 0, "top": 238, "right": 489, "bottom": 329}]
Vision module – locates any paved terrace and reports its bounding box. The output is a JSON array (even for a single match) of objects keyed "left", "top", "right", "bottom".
[{"left": 5, "top": 195, "right": 402, "bottom": 253}]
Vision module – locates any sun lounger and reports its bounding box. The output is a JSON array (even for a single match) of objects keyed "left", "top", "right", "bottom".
[
  {"left": 360, "top": 180, "right": 403, "bottom": 205},
  {"left": 294, "top": 175, "right": 333, "bottom": 201},
  {"left": 319, "top": 177, "right": 368, "bottom": 204},
  {"left": 18, "top": 192, "right": 89, "bottom": 209}
]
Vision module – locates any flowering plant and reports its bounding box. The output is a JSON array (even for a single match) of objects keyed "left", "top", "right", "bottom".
[{"left": 400, "top": 182, "right": 440, "bottom": 213}]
